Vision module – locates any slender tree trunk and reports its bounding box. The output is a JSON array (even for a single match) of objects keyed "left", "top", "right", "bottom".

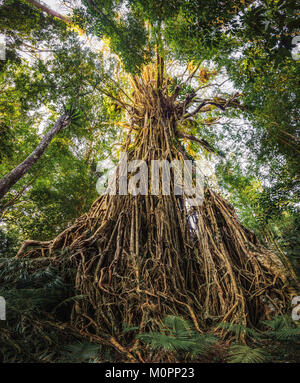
[
  {"left": 0, "top": 114, "right": 70, "bottom": 200},
  {"left": 24, "top": 0, "right": 85, "bottom": 35},
  {"left": 0, "top": 172, "right": 40, "bottom": 216},
  {"left": 25, "top": 0, "right": 69, "bottom": 22}
]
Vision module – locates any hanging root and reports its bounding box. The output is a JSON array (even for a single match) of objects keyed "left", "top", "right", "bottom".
[{"left": 16, "top": 62, "right": 297, "bottom": 359}]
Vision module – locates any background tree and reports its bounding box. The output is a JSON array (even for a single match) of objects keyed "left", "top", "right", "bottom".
[{"left": 0, "top": 0, "right": 118, "bottom": 241}]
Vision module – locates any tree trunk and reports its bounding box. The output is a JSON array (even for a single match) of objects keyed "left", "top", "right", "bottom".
[
  {"left": 15, "top": 63, "right": 296, "bottom": 361},
  {"left": 25, "top": 0, "right": 69, "bottom": 22},
  {"left": 0, "top": 114, "right": 70, "bottom": 200}
]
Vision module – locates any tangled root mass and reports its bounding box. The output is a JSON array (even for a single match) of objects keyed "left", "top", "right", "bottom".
[{"left": 16, "top": 62, "right": 296, "bottom": 359}]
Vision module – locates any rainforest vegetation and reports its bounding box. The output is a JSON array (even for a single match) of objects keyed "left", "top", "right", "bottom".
[{"left": 0, "top": 0, "right": 299, "bottom": 363}]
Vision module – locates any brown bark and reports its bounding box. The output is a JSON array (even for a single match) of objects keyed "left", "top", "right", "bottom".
[
  {"left": 25, "top": 0, "right": 69, "bottom": 23},
  {"left": 0, "top": 114, "right": 70, "bottom": 200}
]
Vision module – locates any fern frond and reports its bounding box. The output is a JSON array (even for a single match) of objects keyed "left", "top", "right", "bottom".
[
  {"left": 261, "top": 315, "right": 294, "bottom": 331},
  {"left": 137, "top": 315, "right": 218, "bottom": 355},
  {"left": 163, "top": 315, "right": 194, "bottom": 335},
  {"left": 138, "top": 332, "right": 195, "bottom": 352},
  {"left": 228, "top": 345, "right": 271, "bottom": 363},
  {"left": 261, "top": 315, "right": 300, "bottom": 342},
  {"left": 64, "top": 342, "right": 101, "bottom": 362},
  {"left": 218, "top": 322, "right": 260, "bottom": 339}
]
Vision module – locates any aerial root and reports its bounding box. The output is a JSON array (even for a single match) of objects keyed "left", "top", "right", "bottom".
[{"left": 16, "top": 66, "right": 296, "bottom": 360}]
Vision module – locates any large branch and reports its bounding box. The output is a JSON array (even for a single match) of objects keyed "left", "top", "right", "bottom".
[
  {"left": 25, "top": 0, "right": 69, "bottom": 22},
  {"left": 0, "top": 114, "right": 71, "bottom": 200},
  {"left": 184, "top": 94, "right": 246, "bottom": 119},
  {"left": 176, "top": 132, "right": 222, "bottom": 156},
  {"left": 25, "top": 0, "right": 87, "bottom": 36}
]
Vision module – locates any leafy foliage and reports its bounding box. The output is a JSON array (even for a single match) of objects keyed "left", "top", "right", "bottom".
[
  {"left": 138, "top": 315, "right": 217, "bottom": 358},
  {"left": 0, "top": 257, "right": 78, "bottom": 362},
  {"left": 220, "top": 315, "right": 300, "bottom": 363},
  {"left": 62, "top": 342, "right": 102, "bottom": 362},
  {"left": 228, "top": 345, "right": 270, "bottom": 363},
  {"left": 261, "top": 315, "right": 300, "bottom": 341}
]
